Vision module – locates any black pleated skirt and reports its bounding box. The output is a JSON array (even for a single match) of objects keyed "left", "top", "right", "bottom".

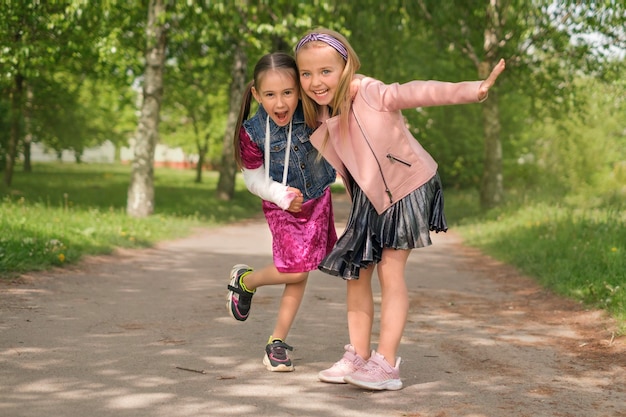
[{"left": 319, "top": 173, "right": 447, "bottom": 280}]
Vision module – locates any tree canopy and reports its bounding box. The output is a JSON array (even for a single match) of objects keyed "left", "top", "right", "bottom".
[{"left": 1, "top": 1, "right": 624, "bottom": 214}]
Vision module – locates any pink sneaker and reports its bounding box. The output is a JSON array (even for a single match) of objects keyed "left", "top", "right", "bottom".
[
  {"left": 318, "top": 344, "right": 367, "bottom": 383},
  {"left": 343, "top": 350, "right": 402, "bottom": 391}
]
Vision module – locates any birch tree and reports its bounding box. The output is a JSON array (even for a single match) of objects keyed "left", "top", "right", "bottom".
[{"left": 127, "top": 0, "right": 167, "bottom": 217}]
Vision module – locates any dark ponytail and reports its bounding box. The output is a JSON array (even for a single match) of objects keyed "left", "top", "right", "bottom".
[
  {"left": 233, "top": 80, "right": 255, "bottom": 169},
  {"left": 233, "top": 52, "right": 298, "bottom": 169}
]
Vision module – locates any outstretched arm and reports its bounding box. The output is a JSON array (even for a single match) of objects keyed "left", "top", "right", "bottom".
[
  {"left": 360, "top": 59, "right": 506, "bottom": 110},
  {"left": 478, "top": 59, "right": 506, "bottom": 101}
]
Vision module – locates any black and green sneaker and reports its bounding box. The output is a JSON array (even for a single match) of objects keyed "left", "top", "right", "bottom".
[
  {"left": 226, "top": 264, "right": 254, "bottom": 321},
  {"left": 263, "top": 339, "right": 294, "bottom": 372}
]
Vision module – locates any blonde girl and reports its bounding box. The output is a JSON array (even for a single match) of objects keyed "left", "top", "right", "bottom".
[{"left": 295, "top": 28, "right": 505, "bottom": 390}]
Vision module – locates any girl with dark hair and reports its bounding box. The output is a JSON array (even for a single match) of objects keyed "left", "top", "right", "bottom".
[{"left": 227, "top": 52, "right": 337, "bottom": 372}]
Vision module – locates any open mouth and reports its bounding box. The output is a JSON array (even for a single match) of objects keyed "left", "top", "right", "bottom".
[{"left": 275, "top": 111, "right": 289, "bottom": 124}]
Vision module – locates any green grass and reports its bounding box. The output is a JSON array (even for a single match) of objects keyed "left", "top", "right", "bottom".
[
  {"left": 0, "top": 163, "right": 260, "bottom": 275},
  {"left": 446, "top": 188, "right": 626, "bottom": 333}
]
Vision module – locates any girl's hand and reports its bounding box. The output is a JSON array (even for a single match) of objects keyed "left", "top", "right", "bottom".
[
  {"left": 287, "top": 187, "right": 304, "bottom": 213},
  {"left": 350, "top": 75, "right": 364, "bottom": 100},
  {"left": 478, "top": 58, "right": 506, "bottom": 101}
]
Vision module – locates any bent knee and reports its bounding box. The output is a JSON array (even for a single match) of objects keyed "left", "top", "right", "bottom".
[{"left": 284, "top": 271, "right": 308, "bottom": 283}]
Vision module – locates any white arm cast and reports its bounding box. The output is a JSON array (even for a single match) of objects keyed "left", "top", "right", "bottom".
[{"left": 242, "top": 166, "right": 297, "bottom": 210}]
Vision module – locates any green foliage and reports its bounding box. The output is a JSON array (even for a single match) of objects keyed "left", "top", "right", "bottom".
[
  {"left": 0, "top": 163, "right": 260, "bottom": 275},
  {"left": 2, "top": 1, "right": 624, "bottom": 189},
  {"left": 0, "top": 0, "right": 134, "bottom": 172},
  {"left": 24, "top": 73, "right": 134, "bottom": 155},
  {"left": 343, "top": 0, "right": 625, "bottom": 201},
  {"left": 82, "top": 78, "right": 138, "bottom": 148},
  {"left": 0, "top": 2, "right": 80, "bottom": 80},
  {"left": 0, "top": 99, "right": 9, "bottom": 170},
  {"left": 1, "top": 1, "right": 624, "bottom": 201},
  {"left": 160, "top": 88, "right": 229, "bottom": 166},
  {"left": 159, "top": 0, "right": 348, "bottom": 173},
  {"left": 521, "top": 75, "right": 626, "bottom": 194}
]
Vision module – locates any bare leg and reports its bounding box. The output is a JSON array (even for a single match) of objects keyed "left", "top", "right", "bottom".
[
  {"left": 243, "top": 264, "right": 308, "bottom": 290},
  {"left": 376, "top": 248, "right": 411, "bottom": 366},
  {"left": 347, "top": 267, "right": 374, "bottom": 360},
  {"left": 241, "top": 265, "right": 309, "bottom": 341},
  {"left": 272, "top": 277, "right": 308, "bottom": 340}
]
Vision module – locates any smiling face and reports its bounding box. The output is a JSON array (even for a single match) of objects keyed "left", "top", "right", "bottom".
[
  {"left": 296, "top": 43, "right": 346, "bottom": 107},
  {"left": 251, "top": 69, "right": 299, "bottom": 126}
]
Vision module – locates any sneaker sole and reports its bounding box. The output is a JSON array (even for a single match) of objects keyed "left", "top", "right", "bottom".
[
  {"left": 263, "top": 353, "right": 294, "bottom": 372},
  {"left": 318, "top": 373, "right": 348, "bottom": 384},
  {"left": 226, "top": 264, "right": 252, "bottom": 322},
  {"left": 343, "top": 375, "right": 403, "bottom": 391},
  {"left": 225, "top": 298, "right": 246, "bottom": 321},
  {"left": 230, "top": 264, "right": 251, "bottom": 279}
]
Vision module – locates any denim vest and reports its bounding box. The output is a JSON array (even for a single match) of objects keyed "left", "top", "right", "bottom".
[{"left": 243, "top": 102, "right": 336, "bottom": 202}]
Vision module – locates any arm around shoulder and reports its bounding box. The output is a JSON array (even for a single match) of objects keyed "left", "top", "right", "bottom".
[{"left": 242, "top": 167, "right": 297, "bottom": 210}]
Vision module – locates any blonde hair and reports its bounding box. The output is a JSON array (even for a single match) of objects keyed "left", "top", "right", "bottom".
[{"left": 295, "top": 28, "right": 360, "bottom": 151}]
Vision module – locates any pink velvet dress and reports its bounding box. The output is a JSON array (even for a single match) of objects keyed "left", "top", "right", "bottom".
[{"left": 240, "top": 129, "right": 337, "bottom": 273}]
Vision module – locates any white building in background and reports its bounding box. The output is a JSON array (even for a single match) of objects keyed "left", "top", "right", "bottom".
[
  {"left": 29, "top": 140, "right": 197, "bottom": 169},
  {"left": 30, "top": 141, "right": 116, "bottom": 163},
  {"left": 120, "top": 140, "right": 196, "bottom": 169}
]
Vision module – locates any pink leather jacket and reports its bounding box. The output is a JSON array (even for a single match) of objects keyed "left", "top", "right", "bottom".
[{"left": 310, "top": 77, "right": 483, "bottom": 214}]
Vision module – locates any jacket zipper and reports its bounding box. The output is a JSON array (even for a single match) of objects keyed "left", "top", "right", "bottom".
[
  {"left": 351, "top": 110, "right": 393, "bottom": 204},
  {"left": 386, "top": 154, "right": 412, "bottom": 167}
]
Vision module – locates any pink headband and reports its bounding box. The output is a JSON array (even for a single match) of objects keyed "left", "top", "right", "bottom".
[{"left": 295, "top": 33, "right": 348, "bottom": 61}]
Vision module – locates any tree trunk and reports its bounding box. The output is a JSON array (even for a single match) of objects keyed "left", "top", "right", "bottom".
[
  {"left": 479, "top": 4, "right": 504, "bottom": 210},
  {"left": 4, "top": 73, "right": 23, "bottom": 187},
  {"left": 195, "top": 135, "right": 208, "bottom": 184},
  {"left": 23, "top": 84, "right": 33, "bottom": 173},
  {"left": 216, "top": 41, "right": 247, "bottom": 201},
  {"left": 478, "top": 60, "right": 503, "bottom": 209},
  {"left": 191, "top": 112, "right": 206, "bottom": 184},
  {"left": 195, "top": 153, "right": 205, "bottom": 183},
  {"left": 127, "top": 0, "right": 167, "bottom": 218},
  {"left": 23, "top": 141, "right": 32, "bottom": 173}
]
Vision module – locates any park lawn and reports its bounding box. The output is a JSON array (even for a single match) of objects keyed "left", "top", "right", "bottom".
[
  {"left": 1, "top": 162, "right": 624, "bottom": 332},
  {"left": 0, "top": 163, "right": 259, "bottom": 274},
  {"left": 446, "top": 189, "right": 626, "bottom": 333}
]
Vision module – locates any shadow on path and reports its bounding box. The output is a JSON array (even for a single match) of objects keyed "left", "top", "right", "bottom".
[{"left": 0, "top": 196, "right": 624, "bottom": 417}]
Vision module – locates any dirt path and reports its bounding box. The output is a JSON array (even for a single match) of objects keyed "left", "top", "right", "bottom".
[{"left": 0, "top": 196, "right": 624, "bottom": 417}]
